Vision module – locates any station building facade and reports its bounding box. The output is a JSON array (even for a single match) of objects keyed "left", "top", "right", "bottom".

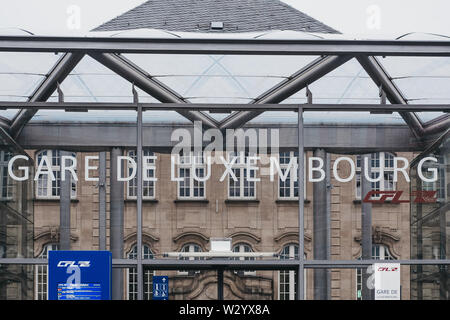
[{"left": 29, "top": 149, "right": 416, "bottom": 300}]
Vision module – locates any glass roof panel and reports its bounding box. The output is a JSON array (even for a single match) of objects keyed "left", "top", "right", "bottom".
[
  {"left": 249, "top": 111, "right": 405, "bottom": 125},
  {"left": 287, "top": 58, "right": 382, "bottom": 104},
  {"left": 124, "top": 54, "right": 318, "bottom": 104},
  {"left": 0, "top": 52, "right": 62, "bottom": 104},
  {"left": 47, "top": 55, "right": 159, "bottom": 103},
  {"left": 31, "top": 109, "right": 190, "bottom": 124},
  {"left": 379, "top": 33, "right": 450, "bottom": 124},
  {"left": 0, "top": 30, "right": 446, "bottom": 127},
  {"left": 380, "top": 55, "right": 450, "bottom": 123}
]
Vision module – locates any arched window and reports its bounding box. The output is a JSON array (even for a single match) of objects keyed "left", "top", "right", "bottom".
[
  {"left": 279, "top": 244, "right": 298, "bottom": 300},
  {"left": 278, "top": 244, "right": 306, "bottom": 300},
  {"left": 35, "top": 243, "right": 59, "bottom": 300},
  {"left": 179, "top": 243, "right": 203, "bottom": 275},
  {"left": 356, "top": 244, "right": 395, "bottom": 300},
  {"left": 232, "top": 243, "right": 255, "bottom": 276},
  {"left": 35, "top": 150, "right": 77, "bottom": 199},
  {"left": 127, "top": 244, "right": 154, "bottom": 300},
  {"left": 0, "top": 151, "right": 12, "bottom": 200}
]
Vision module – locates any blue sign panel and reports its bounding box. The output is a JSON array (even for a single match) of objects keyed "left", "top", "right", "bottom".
[
  {"left": 48, "top": 251, "right": 112, "bottom": 300},
  {"left": 153, "top": 276, "right": 169, "bottom": 300}
]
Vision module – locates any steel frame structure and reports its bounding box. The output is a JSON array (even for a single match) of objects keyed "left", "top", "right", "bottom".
[
  {"left": 1, "top": 36, "right": 450, "bottom": 56},
  {"left": 0, "top": 35, "right": 449, "bottom": 300},
  {"left": 0, "top": 36, "right": 448, "bottom": 139}
]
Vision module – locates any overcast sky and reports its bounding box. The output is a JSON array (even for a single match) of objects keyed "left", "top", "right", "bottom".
[{"left": 0, "top": 0, "right": 449, "bottom": 38}]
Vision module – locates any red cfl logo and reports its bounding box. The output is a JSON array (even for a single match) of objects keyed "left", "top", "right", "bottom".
[
  {"left": 363, "top": 190, "right": 437, "bottom": 204},
  {"left": 377, "top": 266, "right": 398, "bottom": 272}
]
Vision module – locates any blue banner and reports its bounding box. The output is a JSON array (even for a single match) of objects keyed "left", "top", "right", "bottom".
[
  {"left": 48, "top": 251, "right": 112, "bottom": 300},
  {"left": 153, "top": 276, "right": 169, "bottom": 300}
]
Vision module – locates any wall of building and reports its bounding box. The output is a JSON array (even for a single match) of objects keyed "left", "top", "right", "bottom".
[{"left": 29, "top": 150, "right": 417, "bottom": 300}]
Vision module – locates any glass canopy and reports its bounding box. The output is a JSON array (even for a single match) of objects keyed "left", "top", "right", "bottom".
[{"left": 0, "top": 28, "right": 448, "bottom": 126}]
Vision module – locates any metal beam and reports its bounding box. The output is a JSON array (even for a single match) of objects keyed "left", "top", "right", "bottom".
[
  {"left": 313, "top": 148, "right": 329, "bottom": 300},
  {"left": 297, "top": 107, "right": 305, "bottom": 300},
  {"left": 88, "top": 53, "right": 219, "bottom": 129},
  {"left": 136, "top": 91, "right": 144, "bottom": 300},
  {"left": 360, "top": 154, "right": 373, "bottom": 300},
  {"left": 9, "top": 52, "right": 84, "bottom": 138},
  {"left": 2, "top": 36, "right": 450, "bottom": 56},
  {"left": 0, "top": 117, "right": 10, "bottom": 132},
  {"left": 356, "top": 56, "right": 424, "bottom": 138},
  {"left": 423, "top": 114, "right": 450, "bottom": 136},
  {"left": 59, "top": 151, "right": 71, "bottom": 251},
  {"left": 17, "top": 123, "right": 425, "bottom": 152},
  {"left": 1, "top": 101, "right": 449, "bottom": 112},
  {"left": 0, "top": 127, "right": 32, "bottom": 163},
  {"left": 110, "top": 147, "right": 124, "bottom": 300},
  {"left": 217, "top": 269, "right": 224, "bottom": 300},
  {"left": 219, "top": 56, "right": 353, "bottom": 129},
  {"left": 2, "top": 257, "right": 450, "bottom": 269},
  {"left": 98, "top": 152, "right": 107, "bottom": 251},
  {"left": 325, "top": 153, "right": 331, "bottom": 300}
]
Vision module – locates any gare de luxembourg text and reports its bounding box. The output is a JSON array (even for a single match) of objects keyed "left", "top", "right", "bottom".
[
  {"left": 6, "top": 153, "right": 438, "bottom": 184},
  {"left": 4, "top": 122, "right": 439, "bottom": 184}
]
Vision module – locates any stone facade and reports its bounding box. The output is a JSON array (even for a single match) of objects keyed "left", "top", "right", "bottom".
[{"left": 30, "top": 150, "right": 417, "bottom": 300}]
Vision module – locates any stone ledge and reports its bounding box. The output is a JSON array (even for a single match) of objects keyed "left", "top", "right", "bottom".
[
  {"left": 174, "top": 199, "right": 209, "bottom": 203},
  {"left": 225, "top": 199, "right": 260, "bottom": 204},
  {"left": 124, "top": 199, "right": 158, "bottom": 203},
  {"left": 33, "top": 198, "right": 79, "bottom": 203},
  {"left": 275, "top": 199, "right": 311, "bottom": 204}
]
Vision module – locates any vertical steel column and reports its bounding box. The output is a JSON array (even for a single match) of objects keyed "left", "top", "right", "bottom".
[
  {"left": 19, "top": 175, "right": 30, "bottom": 298},
  {"left": 217, "top": 269, "right": 224, "bottom": 300},
  {"left": 0, "top": 182, "right": 6, "bottom": 299},
  {"left": 297, "top": 107, "right": 305, "bottom": 300},
  {"left": 136, "top": 94, "right": 144, "bottom": 300},
  {"left": 313, "top": 148, "right": 329, "bottom": 300},
  {"left": 439, "top": 208, "right": 447, "bottom": 300},
  {"left": 326, "top": 153, "right": 332, "bottom": 300},
  {"left": 361, "top": 154, "right": 373, "bottom": 300},
  {"left": 59, "top": 151, "right": 71, "bottom": 250},
  {"left": 110, "top": 147, "right": 124, "bottom": 300},
  {"left": 99, "top": 152, "right": 107, "bottom": 251},
  {"left": 415, "top": 175, "right": 423, "bottom": 299}
]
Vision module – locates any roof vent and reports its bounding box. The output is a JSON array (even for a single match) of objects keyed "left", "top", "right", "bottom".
[{"left": 210, "top": 21, "right": 224, "bottom": 30}]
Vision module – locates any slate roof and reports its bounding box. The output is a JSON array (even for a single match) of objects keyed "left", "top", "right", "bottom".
[{"left": 93, "top": 0, "right": 339, "bottom": 34}]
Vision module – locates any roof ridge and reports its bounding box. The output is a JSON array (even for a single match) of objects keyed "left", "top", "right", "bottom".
[
  {"left": 271, "top": 0, "right": 340, "bottom": 34},
  {"left": 92, "top": 0, "right": 340, "bottom": 34}
]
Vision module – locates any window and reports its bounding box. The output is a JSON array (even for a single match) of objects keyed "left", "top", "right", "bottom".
[
  {"left": 356, "top": 152, "right": 395, "bottom": 199},
  {"left": 356, "top": 244, "right": 395, "bottom": 300},
  {"left": 127, "top": 149, "right": 156, "bottom": 199},
  {"left": 178, "top": 243, "right": 203, "bottom": 275},
  {"left": 35, "top": 243, "right": 59, "bottom": 300},
  {"left": 127, "top": 244, "right": 154, "bottom": 300},
  {"left": 177, "top": 152, "right": 206, "bottom": 199},
  {"left": 228, "top": 152, "right": 256, "bottom": 199},
  {"left": 278, "top": 244, "right": 306, "bottom": 300},
  {"left": 0, "top": 151, "right": 12, "bottom": 200},
  {"left": 421, "top": 155, "right": 446, "bottom": 201},
  {"left": 277, "top": 151, "right": 307, "bottom": 199},
  {"left": 35, "top": 150, "right": 77, "bottom": 199},
  {"left": 232, "top": 243, "right": 255, "bottom": 276}
]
